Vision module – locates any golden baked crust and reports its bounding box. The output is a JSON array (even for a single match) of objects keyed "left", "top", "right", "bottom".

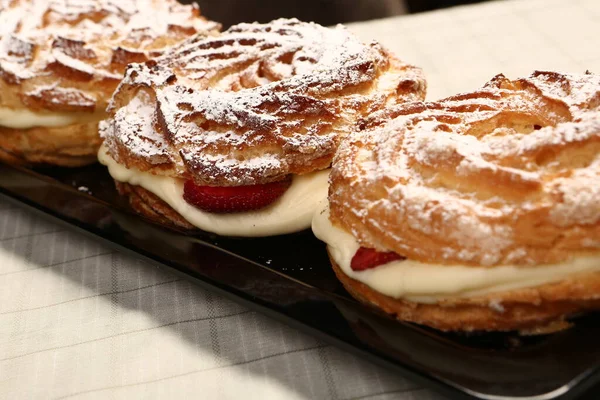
[
  {"left": 330, "top": 254, "right": 600, "bottom": 332},
  {"left": 0, "top": 122, "right": 101, "bottom": 166},
  {"left": 114, "top": 182, "right": 195, "bottom": 230},
  {"left": 330, "top": 71, "right": 600, "bottom": 267},
  {"left": 0, "top": 0, "right": 219, "bottom": 112},
  {"left": 0, "top": 0, "right": 219, "bottom": 165},
  {"left": 101, "top": 18, "right": 426, "bottom": 186}
]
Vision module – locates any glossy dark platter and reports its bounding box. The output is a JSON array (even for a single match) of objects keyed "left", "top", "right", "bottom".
[{"left": 1, "top": 161, "right": 600, "bottom": 400}]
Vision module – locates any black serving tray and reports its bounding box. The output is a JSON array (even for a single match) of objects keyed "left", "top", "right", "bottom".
[{"left": 1, "top": 161, "right": 600, "bottom": 400}]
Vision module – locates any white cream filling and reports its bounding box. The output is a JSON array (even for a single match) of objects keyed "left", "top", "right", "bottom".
[
  {"left": 98, "top": 144, "right": 330, "bottom": 237},
  {"left": 0, "top": 107, "right": 102, "bottom": 129},
  {"left": 312, "top": 201, "right": 600, "bottom": 303}
]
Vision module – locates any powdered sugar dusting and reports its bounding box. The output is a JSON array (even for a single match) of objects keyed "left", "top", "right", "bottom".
[
  {"left": 530, "top": 70, "right": 600, "bottom": 110},
  {"left": 550, "top": 162, "right": 600, "bottom": 226},
  {"left": 101, "top": 89, "right": 172, "bottom": 165},
  {"left": 331, "top": 71, "right": 600, "bottom": 266},
  {"left": 104, "top": 18, "right": 426, "bottom": 185},
  {"left": 0, "top": 0, "right": 218, "bottom": 109}
]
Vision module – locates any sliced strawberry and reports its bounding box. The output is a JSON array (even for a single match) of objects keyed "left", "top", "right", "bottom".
[
  {"left": 183, "top": 176, "right": 292, "bottom": 213},
  {"left": 350, "top": 247, "right": 405, "bottom": 271}
]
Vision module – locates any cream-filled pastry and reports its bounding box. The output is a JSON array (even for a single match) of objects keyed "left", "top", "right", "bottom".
[
  {"left": 99, "top": 18, "right": 426, "bottom": 237},
  {"left": 0, "top": 0, "right": 219, "bottom": 166},
  {"left": 313, "top": 71, "right": 600, "bottom": 332}
]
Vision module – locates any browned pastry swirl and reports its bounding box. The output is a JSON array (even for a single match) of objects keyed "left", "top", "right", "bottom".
[
  {"left": 330, "top": 71, "right": 600, "bottom": 267},
  {"left": 0, "top": 0, "right": 218, "bottom": 166},
  {"left": 0, "top": 0, "right": 219, "bottom": 113},
  {"left": 101, "top": 18, "right": 426, "bottom": 186}
]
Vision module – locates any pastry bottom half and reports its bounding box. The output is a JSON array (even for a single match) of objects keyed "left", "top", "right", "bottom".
[
  {"left": 115, "top": 182, "right": 195, "bottom": 230},
  {"left": 0, "top": 122, "right": 101, "bottom": 166},
  {"left": 329, "top": 252, "right": 600, "bottom": 333}
]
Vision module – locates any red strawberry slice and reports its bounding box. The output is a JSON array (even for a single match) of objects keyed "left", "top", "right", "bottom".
[
  {"left": 350, "top": 247, "right": 405, "bottom": 271},
  {"left": 183, "top": 177, "right": 292, "bottom": 213}
]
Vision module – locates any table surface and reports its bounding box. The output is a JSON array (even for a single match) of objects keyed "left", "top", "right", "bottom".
[{"left": 1, "top": 0, "right": 599, "bottom": 399}]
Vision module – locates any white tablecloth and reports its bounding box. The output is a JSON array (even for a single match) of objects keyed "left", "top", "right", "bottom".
[{"left": 1, "top": 0, "right": 599, "bottom": 398}]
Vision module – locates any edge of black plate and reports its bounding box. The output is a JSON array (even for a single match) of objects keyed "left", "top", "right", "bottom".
[{"left": 1, "top": 161, "right": 600, "bottom": 400}]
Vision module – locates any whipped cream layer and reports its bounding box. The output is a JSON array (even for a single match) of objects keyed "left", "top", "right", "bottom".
[
  {"left": 0, "top": 107, "right": 103, "bottom": 129},
  {"left": 312, "top": 201, "right": 600, "bottom": 303},
  {"left": 99, "top": 144, "right": 330, "bottom": 237}
]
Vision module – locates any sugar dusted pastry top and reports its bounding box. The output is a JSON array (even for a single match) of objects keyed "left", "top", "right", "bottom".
[
  {"left": 330, "top": 71, "right": 600, "bottom": 266},
  {"left": 101, "top": 18, "right": 426, "bottom": 186},
  {"left": 0, "top": 0, "right": 219, "bottom": 113}
]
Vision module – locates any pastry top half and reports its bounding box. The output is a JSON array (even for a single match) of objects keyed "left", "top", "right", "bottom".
[
  {"left": 330, "top": 71, "right": 600, "bottom": 267},
  {"left": 0, "top": 0, "right": 220, "bottom": 115},
  {"left": 100, "top": 18, "right": 427, "bottom": 187}
]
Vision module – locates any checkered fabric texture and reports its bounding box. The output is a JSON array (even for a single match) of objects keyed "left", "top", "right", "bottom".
[{"left": 1, "top": 0, "right": 599, "bottom": 398}]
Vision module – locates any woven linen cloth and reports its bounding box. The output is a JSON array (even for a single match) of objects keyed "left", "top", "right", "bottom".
[{"left": 1, "top": 0, "right": 599, "bottom": 398}]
